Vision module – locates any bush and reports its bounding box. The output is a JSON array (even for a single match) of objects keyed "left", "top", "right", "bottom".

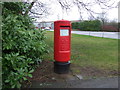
[
  {"left": 102, "top": 25, "right": 118, "bottom": 32},
  {"left": 72, "top": 22, "right": 80, "bottom": 30},
  {"left": 2, "top": 2, "right": 48, "bottom": 88},
  {"left": 72, "top": 20, "right": 102, "bottom": 31}
]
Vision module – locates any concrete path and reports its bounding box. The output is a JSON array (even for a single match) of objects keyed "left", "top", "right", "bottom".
[
  {"left": 49, "top": 30, "right": 120, "bottom": 39},
  {"left": 30, "top": 77, "right": 118, "bottom": 88}
]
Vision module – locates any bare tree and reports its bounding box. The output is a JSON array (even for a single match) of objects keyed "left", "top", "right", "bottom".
[
  {"left": 57, "top": 0, "right": 118, "bottom": 20},
  {"left": 88, "top": 15, "right": 96, "bottom": 20},
  {"left": 23, "top": 0, "right": 51, "bottom": 19},
  {"left": 118, "top": 1, "right": 120, "bottom": 32},
  {"left": 30, "top": 2, "right": 51, "bottom": 18},
  {"left": 24, "top": 0, "right": 118, "bottom": 20},
  {"left": 96, "top": 11, "right": 108, "bottom": 26},
  {"left": 109, "top": 19, "right": 118, "bottom": 28},
  {"left": 24, "top": 0, "right": 37, "bottom": 15}
]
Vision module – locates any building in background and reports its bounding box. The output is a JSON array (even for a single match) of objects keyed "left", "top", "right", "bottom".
[{"left": 34, "top": 20, "right": 81, "bottom": 30}]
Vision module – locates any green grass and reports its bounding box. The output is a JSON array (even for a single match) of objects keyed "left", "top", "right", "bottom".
[{"left": 43, "top": 31, "right": 118, "bottom": 71}]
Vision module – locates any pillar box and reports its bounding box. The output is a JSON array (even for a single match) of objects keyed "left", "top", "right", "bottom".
[{"left": 54, "top": 20, "right": 71, "bottom": 74}]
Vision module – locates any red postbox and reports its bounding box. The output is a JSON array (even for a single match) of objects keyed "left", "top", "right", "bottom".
[{"left": 54, "top": 20, "right": 71, "bottom": 74}]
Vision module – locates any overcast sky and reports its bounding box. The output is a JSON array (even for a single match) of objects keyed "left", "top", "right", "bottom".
[{"left": 31, "top": 0, "right": 119, "bottom": 22}]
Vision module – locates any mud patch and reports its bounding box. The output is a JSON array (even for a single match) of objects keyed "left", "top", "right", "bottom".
[
  {"left": 22, "top": 60, "right": 75, "bottom": 88},
  {"left": 22, "top": 60, "right": 118, "bottom": 88},
  {"left": 71, "top": 64, "right": 118, "bottom": 78}
]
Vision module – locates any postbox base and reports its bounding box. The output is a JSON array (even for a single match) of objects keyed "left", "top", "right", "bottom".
[{"left": 54, "top": 61, "right": 70, "bottom": 74}]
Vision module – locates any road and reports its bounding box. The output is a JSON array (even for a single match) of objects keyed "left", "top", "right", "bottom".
[
  {"left": 49, "top": 30, "right": 120, "bottom": 39},
  {"left": 72, "top": 31, "right": 120, "bottom": 39}
]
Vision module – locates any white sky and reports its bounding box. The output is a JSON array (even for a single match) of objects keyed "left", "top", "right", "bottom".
[
  {"left": 32, "top": 0, "right": 119, "bottom": 22},
  {"left": 118, "top": 1, "right": 120, "bottom": 22}
]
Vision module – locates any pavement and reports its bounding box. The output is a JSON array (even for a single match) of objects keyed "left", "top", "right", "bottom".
[
  {"left": 49, "top": 30, "right": 120, "bottom": 39},
  {"left": 30, "top": 76, "right": 118, "bottom": 88}
]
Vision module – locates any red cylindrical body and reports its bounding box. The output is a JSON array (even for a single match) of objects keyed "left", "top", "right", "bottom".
[{"left": 54, "top": 20, "right": 71, "bottom": 62}]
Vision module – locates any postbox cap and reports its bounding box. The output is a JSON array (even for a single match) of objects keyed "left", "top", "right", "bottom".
[{"left": 54, "top": 19, "right": 70, "bottom": 23}]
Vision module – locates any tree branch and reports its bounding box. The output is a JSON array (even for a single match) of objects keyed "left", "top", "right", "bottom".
[{"left": 24, "top": 0, "right": 37, "bottom": 15}]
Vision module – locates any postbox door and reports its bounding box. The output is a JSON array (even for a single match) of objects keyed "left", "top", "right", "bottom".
[
  {"left": 54, "top": 20, "right": 71, "bottom": 62},
  {"left": 58, "top": 26, "right": 70, "bottom": 62}
]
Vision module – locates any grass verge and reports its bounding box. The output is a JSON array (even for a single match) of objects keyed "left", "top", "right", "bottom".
[{"left": 43, "top": 31, "right": 118, "bottom": 75}]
